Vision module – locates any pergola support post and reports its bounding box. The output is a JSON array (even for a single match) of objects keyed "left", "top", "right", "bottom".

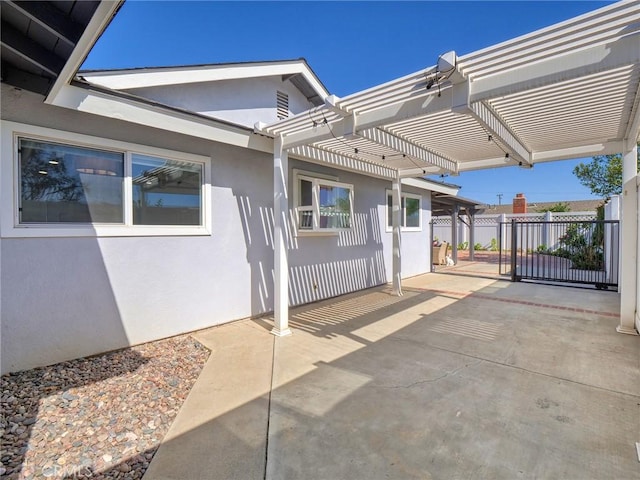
[
  {"left": 273, "top": 135, "right": 292, "bottom": 337},
  {"left": 451, "top": 205, "right": 459, "bottom": 264},
  {"left": 468, "top": 208, "right": 476, "bottom": 261},
  {"left": 618, "top": 141, "right": 639, "bottom": 335},
  {"left": 392, "top": 176, "right": 403, "bottom": 296}
]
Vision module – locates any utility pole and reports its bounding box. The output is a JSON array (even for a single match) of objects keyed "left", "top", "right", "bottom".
[{"left": 497, "top": 193, "right": 503, "bottom": 205}]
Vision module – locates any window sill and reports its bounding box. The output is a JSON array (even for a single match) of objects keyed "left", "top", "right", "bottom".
[
  {"left": 295, "top": 229, "right": 342, "bottom": 237},
  {"left": 1, "top": 224, "right": 212, "bottom": 238}
]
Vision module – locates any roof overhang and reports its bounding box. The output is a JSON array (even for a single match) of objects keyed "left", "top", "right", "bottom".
[
  {"left": 0, "top": 0, "right": 122, "bottom": 98},
  {"left": 258, "top": 1, "right": 640, "bottom": 181},
  {"left": 79, "top": 59, "right": 329, "bottom": 106}
]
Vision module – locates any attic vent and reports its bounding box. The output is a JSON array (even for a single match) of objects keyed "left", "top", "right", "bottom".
[{"left": 277, "top": 91, "right": 289, "bottom": 120}]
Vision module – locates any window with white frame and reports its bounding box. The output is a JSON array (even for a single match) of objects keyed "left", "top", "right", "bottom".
[
  {"left": 386, "top": 191, "right": 422, "bottom": 231},
  {"left": 9, "top": 128, "right": 209, "bottom": 236},
  {"left": 294, "top": 170, "right": 353, "bottom": 233}
]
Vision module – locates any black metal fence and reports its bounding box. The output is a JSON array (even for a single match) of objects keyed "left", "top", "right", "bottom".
[{"left": 499, "top": 220, "right": 619, "bottom": 289}]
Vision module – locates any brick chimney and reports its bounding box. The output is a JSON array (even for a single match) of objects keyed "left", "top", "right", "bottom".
[{"left": 512, "top": 193, "right": 527, "bottom": 214}]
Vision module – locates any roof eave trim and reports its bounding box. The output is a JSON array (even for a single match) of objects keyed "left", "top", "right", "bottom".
[
  {"left": 50, "top": 83, "right": 273, "bottom": 153},
  {"left": 79, "top": 60, "right": 330, "bottom": 99},
  {"left": 45, "top": 0, "right": 124, "bottom": 104}
]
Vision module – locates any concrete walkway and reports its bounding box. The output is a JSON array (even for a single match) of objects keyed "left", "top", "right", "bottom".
[{"left": 143, "top": 272, "right": 639, "bottom": 480}]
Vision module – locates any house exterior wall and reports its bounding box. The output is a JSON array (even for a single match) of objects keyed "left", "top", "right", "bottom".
[
  {"left": 125, "top": 77, "right": 314, "bottom": 128},
  {"left": 286, "top": 162, "right": 431, "bottom": 306},
  {"left": 0, "top": 88, "right": 434, "bottom": 373}
]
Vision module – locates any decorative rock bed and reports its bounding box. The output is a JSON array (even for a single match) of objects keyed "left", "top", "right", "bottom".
[{"left": 1, "top": 335, "right": 210, "bottom": 479}]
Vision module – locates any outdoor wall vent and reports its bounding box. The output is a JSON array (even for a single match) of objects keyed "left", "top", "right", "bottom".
[{"left": 277, "top": 91, "right": 289, "bottom": 120}]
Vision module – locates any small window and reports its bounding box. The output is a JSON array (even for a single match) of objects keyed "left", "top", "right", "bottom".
[
  {"left": 19, "top": 138, "right": 124, "bottom": 224},
  {"left": 295, "top": 171, "right": 353, "bottom": 233},
  {"left": 132, "top": 154, "right": 202, "bottom": 225},
  {"left": 386, "top": 191, "right": 422, "bottom": 231}
]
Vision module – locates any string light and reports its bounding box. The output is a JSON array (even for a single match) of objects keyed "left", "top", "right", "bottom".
[{"left": 304, "top": 106, "right": 435, "bottom": 175}]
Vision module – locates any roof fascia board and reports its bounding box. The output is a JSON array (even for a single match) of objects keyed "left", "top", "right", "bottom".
[
  {"left": 288, "top": 144, "right": 397, "bottom": 180},
  {"left": 359, "top": 128, "right": 458, "bottom": 173},
  {"left": 50, "top": 84, "right": 273, "bottom": 153},
  {"left": 468, "top": 33, "right": 640, "bottom": 103},
  {"left": 401, "top": 177, "right": 459, "bottom": 195},
  {"left": 45, "top": 1, "right": 123, "bottom": 104},
  {"left": 81, "top": 61, "right": 329, "bottom": 97},
  {"left": 281, "top": 89, "right": 453, "bottom": 149}
]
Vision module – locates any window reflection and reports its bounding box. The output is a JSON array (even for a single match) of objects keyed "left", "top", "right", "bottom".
[
  {"left": 19, "top": 139, "right": 124, "bottom": 223},
  {"left": 132, "top": 154, "right": 202, "bottom": 225},
  {"left": 319, "top": 185, "right": 351, "bottom": 229}
]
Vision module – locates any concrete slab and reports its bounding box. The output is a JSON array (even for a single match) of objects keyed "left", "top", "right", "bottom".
[
  {"left": 142, "top": 320, "right": 274, "bottom": 480},
  {"left": 145, "top": 272, "right": 639, "bottom": 480}
]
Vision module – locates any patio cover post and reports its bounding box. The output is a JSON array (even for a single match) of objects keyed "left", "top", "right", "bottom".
[
  {"left": 451, "top": 205, "right": 459, "bottom": 263},
  {"left": 392, "top": 176, "right": 403, "bottom": 296},
  {"left": 468, "top": 207, "right": 476, "bottom": 261},
  {"left": 273, "top": 135, "right": 292, "bottom": 337},
  {"left": 617, "top": 141, "right": 639, "bottom": 335}
]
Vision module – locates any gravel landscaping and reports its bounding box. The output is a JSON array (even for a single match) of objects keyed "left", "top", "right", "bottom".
[{"left": 1, "top": 334, "right": 210, "bottom": 479}]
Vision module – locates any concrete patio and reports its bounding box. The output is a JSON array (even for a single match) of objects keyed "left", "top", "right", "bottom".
[{"left": 143, "top": 271, "right": 639, "bottom": 480}]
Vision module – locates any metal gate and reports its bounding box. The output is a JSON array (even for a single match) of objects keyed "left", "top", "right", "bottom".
[{"left": 498, "top": 219, "right": 619, "bottom": 289}]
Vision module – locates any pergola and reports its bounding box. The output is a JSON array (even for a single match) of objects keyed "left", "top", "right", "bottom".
[{"left": 256, "top": 1, "right": 640, "bottom": 337}]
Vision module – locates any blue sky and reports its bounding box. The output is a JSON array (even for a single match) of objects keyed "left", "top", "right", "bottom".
[{"left": 83, "top": 1, "right": 613, "bottom": 206}]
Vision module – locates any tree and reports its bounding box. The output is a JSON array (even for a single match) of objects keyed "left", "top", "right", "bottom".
[
  {"left": 537, "top": 202, "right": 570, "bottom": 213},
  {"left": 573, "top": 146, "right": 640, "bottom": 198}
]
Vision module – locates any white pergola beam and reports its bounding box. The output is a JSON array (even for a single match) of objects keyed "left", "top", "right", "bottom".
[
  {"left": 399, "top": 167, "right": 439, "bottom": 178},
  {"left": 455, "top": 156, "right": 516, "bottom": 173},
  {"left": 624, "top": 77, "right": 640, "bottom": 143},
  {"left": 281, "top": 89, "right": 454, "bottom": 149},
  {"left": 468, "top": 101, "right": 531, "bottom": 164},
  {"left": 531, "top": 141, "right": 625, "bottom": 162},
  {"left": 359, "top": 128, "right": 458, "bottom": 173},
  {"left": 469, "top": 33, "right": 640, "bottom": 103},
  {"left": 288, "top": 144, "right": 397, "bottom": 180}
]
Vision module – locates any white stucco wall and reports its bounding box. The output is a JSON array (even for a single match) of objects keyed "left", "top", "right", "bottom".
[
  {"left": 125, "top": 76, "right": 314, "bottom": 128},
  {"left": 0, "top": 86, "right": 434, "bottom": 374}
]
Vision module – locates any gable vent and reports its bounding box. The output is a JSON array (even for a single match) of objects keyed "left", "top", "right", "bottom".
[{"left": 277, "top": 91, "right": 289, "bottom": 120}]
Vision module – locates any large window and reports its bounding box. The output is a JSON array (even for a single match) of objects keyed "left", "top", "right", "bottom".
[
  {"left": 387, "top": 191, "right": 422, "bottom": 231},
  {"left": 295, "top": 171, "right": 353, "bottom": 233},
  {"left": 9, "top": 128, "right": 209, "bottom": 236}
]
